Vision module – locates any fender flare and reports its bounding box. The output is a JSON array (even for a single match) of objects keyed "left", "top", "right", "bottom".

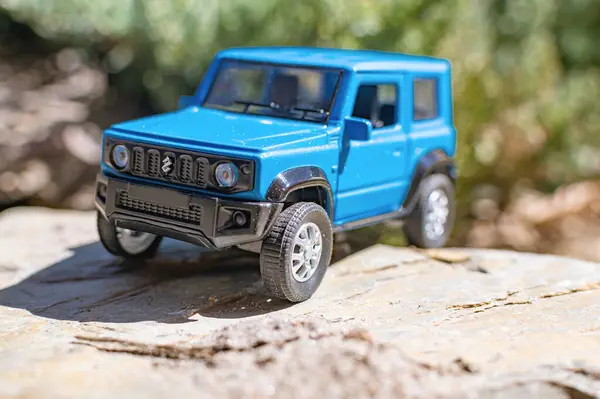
[
  {"left": 402, "top": 150, "right": 457, "bottom": 211},
  {"left": 266, "top": 166, "right": 334, "bottom": 217}
]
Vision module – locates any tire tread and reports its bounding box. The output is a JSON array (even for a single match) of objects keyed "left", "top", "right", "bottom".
[
  {"left": 403, "top": 173, "right": 455, "bottom": 249},
  {"left": 260, "top": 202, "right": 332, "bottom": 302}
]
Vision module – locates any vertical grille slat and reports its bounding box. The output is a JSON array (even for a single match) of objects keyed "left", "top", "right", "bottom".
[
  {"left": 178, "top": 155, "right": 193, "bottom": 183},
  {"left": 132, "top": 147, "right": 144, "bottom": 174},
  {"left": 147, "top": 149, "right": 160, "bottom": 177},
  {"left": 195, "top": 157, "right": 209, "bottom": 188}
]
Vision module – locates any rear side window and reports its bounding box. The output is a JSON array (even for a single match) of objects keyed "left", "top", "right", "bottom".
[{"left": 413, "top": 78, "right": 438, "bottom": 121}]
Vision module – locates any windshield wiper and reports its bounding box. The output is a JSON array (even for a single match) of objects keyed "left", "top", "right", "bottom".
[
  {"left": 234, "top": 101, "right": 329, "bottom": 121},
  {"left": 234, "top": 100, "right": 283, "bottom": 113},
  {"left": 291, "top": 106, "right": 329, "bottom": 120}
]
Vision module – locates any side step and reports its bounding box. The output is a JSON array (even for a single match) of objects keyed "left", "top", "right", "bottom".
[{"left": 332, "top": 208, "right": 409, "bottom": 233}]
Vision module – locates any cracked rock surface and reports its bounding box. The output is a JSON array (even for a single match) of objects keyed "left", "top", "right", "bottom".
[{"left": 0, "top": 208, "right": 599, "bottom": 398}]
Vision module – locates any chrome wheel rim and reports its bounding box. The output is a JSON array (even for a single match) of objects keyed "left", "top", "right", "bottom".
[
  {"left": 116, "top": 227, "right": 157, "bottom": 255},
  {"left": 290, "top": 222, "right": 323, "bottom": 282},
  {"left": 424, "top": 189, "right": 450, "bottom": 241}
]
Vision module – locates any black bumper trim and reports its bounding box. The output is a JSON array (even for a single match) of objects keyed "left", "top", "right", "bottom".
[{"left": 95, "top": 174, "right": 283, "bottom": 249}]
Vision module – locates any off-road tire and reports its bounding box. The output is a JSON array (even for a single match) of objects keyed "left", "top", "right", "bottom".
[
  {"left": 403, "top": 173, "right": 455, "bottom": 248},
  {"left": 97, "top": 212, "right": 163, "bottom": 259},
  {"left": 260, "top": 202, "right": 333, "bottom": 302}
]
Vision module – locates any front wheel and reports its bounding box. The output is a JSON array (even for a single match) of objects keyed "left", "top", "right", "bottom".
[
  {"left": 402, "top": 173, "right": 455, "bottom": 248},
  {"left": 97, "top": 212, "right": 163, "bottom": 259},
  {"left": 260, "top": 202, "right": 333, "bottom": 302}
]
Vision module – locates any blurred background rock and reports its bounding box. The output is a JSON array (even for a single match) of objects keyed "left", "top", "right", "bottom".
[{"left": 1, "top": 0, "right": 600, "bottom": 261}]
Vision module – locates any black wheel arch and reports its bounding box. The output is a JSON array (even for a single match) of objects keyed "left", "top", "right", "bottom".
[
  {"left": 402, "top": 150, "right": 457, "bottom": 212},
  {"left": 266, "top": 166, "right": 334, "bottom": 218}
]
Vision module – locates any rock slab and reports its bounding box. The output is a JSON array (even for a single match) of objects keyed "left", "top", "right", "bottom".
[{"left": 0, "top": 208, "right": 599, "bottom": 398}]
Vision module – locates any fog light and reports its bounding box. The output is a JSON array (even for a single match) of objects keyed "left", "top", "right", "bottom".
[{"left": 233, "top": 211, "right": 247, "bottom": 227}]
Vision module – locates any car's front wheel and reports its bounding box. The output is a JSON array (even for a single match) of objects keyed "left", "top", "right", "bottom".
[
  {"left": 260, "top": 202, "right": 333, "bottom": 302},
  {"left": 97, "top": 212, "right": 163, "bottom": 259}
]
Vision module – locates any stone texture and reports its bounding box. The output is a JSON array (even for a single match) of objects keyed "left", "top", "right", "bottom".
[{"left": 0, "top": 207, "right": 599, "bottom": 398}]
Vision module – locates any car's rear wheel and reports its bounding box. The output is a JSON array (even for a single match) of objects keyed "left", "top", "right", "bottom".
[
  {"left": 260, "top": 202, "right": 333, "bottom": 302},
  {"left": 403, "top": 173, "right": 455, "bottom": 248},
  {"left": 97, "top": 212, "right": 163, "bottom": 259}
]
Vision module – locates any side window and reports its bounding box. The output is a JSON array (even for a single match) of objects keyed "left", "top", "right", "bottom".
[
  {"left": 413, "top": 78, "right": 438, "bottom": 121},
  {"left": 351, "top": 84, "right": 398, "bottom": 129}
]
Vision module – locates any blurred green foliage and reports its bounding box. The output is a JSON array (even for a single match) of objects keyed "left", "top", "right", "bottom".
[{"left": 2, "top": 0, "right": 600, "bottom": 244}]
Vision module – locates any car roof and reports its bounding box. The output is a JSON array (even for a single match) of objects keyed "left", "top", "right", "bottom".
[{"left": 216, "top": 47, "right": 450, "bottom": 73}]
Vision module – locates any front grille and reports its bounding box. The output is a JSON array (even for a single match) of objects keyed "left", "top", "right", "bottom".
[
  {"left": 116, "top": 191, "right": 202, "bottom": 225},
  {"left": 128, "top": 146, "right": 209, "bottom": 187},
  {"left": 104, "top": 139, "right": 255, "bottom": 193}
]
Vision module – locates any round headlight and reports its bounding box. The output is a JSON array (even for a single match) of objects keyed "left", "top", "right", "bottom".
[
  {"left": 214, "top": 162, "right": 238, "bottom": 188},
  {"left": 111, "top": 144, "right": 129, "bottom": 169}
]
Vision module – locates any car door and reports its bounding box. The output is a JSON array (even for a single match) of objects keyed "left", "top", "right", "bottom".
[{"left": 334, "top": 74, "right": 410, "bottom": 225}]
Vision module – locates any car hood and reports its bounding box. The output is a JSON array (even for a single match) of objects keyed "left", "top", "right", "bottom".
[{"left": 107, "top": 107, "right": 332, "bottom": 152}]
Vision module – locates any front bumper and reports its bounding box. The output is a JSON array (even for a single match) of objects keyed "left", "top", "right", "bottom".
[{"left": 95, "top": 174, "right": 283, "bottom": 249}]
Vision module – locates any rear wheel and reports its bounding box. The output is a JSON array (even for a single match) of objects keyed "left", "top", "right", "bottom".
[
  {"left": 260, "top": 202, "right": 333, "bottom": 302},
  {"left": 403, "top": 174, "right": 455, "bottom": 248},
  {"left": 97, "top": 212, "right": 163, "bottom": 259}
]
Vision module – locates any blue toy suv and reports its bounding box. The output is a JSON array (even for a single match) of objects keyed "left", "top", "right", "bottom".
[{"left": 96, "top": 47, "right": 457, "bottom": 302}]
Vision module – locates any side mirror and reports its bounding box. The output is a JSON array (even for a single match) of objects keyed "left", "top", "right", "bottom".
[
  {"left": 178, "top": 95, "right": 195, "bottom": 109},
  {"left": 344, "top": 116, "right": 373, "bottom": 141}
]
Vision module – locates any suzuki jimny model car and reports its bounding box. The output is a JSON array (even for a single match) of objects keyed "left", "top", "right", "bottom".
[{"left": 95, "top": 47, "right": 457, "bottom": 302}]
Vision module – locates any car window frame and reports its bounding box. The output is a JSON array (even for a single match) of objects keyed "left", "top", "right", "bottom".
[
  {"left": 202, "top": 58, "right": 344, "bottom": 125},
  {"left": 350, "top": 81, "right": 401, "bottom": 135},
  {"left": 412, "top": 76, "right": 440, "bottom": 123}
]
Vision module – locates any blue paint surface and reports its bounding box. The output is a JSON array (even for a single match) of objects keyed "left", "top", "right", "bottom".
[{"left": 101, "top": 47, "right": 456, "bottom": 226}]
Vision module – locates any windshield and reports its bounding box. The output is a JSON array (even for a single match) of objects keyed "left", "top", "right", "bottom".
[{"left": 203, "top": 60, "right": 341, "bottom": 123}]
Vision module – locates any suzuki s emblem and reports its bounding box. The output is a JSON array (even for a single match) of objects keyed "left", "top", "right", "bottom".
[{"left": 161, "top": 154, "right": 174, "bottom": 174}]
